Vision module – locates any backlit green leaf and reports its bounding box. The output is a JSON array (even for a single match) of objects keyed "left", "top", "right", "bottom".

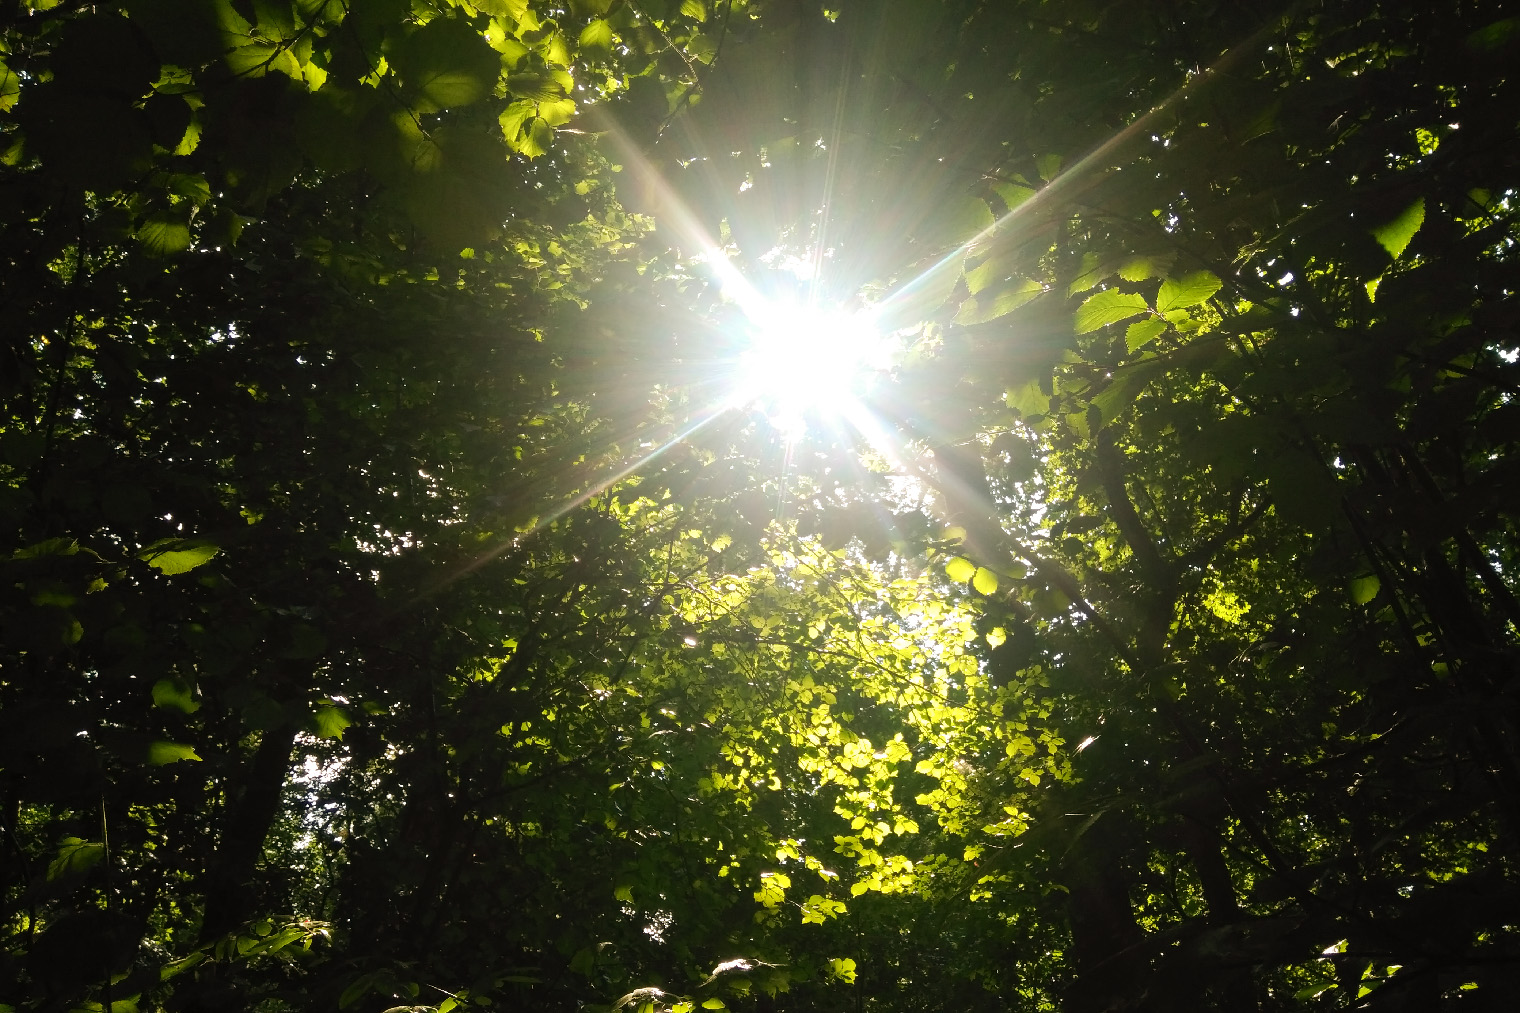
[
  {"left": 1370, "top": 197, "right": 1425, "bottom": 259},
  {"left": 312, "top": 705, "right": 352, "bottom": 740},
  {"left": 141, "top": 540, "right": 219, "bottom": 575},
  {"left": 0, "top": 60, "right": 19, "bottom": 113},
  {"left": 148, "top": 741, "right": 202, "bottom": 765},
  {"left": 152, "top": 679, "right": 201, "bottom": 714},
  {"left": 1125, "top": 316, "right": 1166, "bottom": 352},
  {"left": 1074, "top": 289, "right": 1148, "bottom": 333},
  {"left": 47, "top": 837, "right": 105, "bottom": 881},
  {"left": 579, "top": 18, "right": 615, "bottom": 48},
  {"left": 954, "top": 278, "right": 1042, "bottom": 324},
  {"left": 971, "top": 568, "right": 998, "bottom": 595},
  {"left": 137, "top": 211, "right": 191, "bottom": 256},
  {"left": 1155, "top": 270, "right": 1222, "bottom": 313},
  {"left": 944, "top": 556, "right": 976, "bottom": 583}
]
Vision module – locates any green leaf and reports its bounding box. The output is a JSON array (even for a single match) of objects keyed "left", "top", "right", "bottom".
[
  {"left": 971, "top": 568, "right": 998, "bottom": 595},
  {"left": 1370, "top": 197, "right": 1425, "bottom": 259},
  {"left": 1005, "top": 378, "right": 1050, "bottom": 418},
  {"left": 538, "top": 96, "right": 577, "bottom": 127},
  {"left": 954, "top": 278, "right": 1042, "bottom": 324},
  {"left": 148, "top": 741, "right": 202, "bottom": 765},
  {"left": 1125, "top": 317, "right": 1167, "bottom": 352},
  {"left": 1350, "top": 574, "right": 1381, "bottom": 605},
  {"left": 394, "top": 15, "right": 503, "bottom": 112},
  {"left": 47, "top": 837, "right": 105, "bottom": 881},
  {"left": 944, "top": 557, "right": 976, "bottom": 583},
  {"left": 991, "top": 181, "right": 1035, "bottom": 211},
  {"left": 312, "top": 705, "right": 352, "bottom": 740},
  {"left": 964, "top": 255, "right": 1008, "bottom": 295},
  {"left": 614, "top": 884, "right": 635, "bottom": 903},
  {"left": 1155, "top": 270, "right": 1222, "bottom": 313},
  {"left": 579, "top": 18, "right": 615, "bottom": 48},
  {"left": 680, "top": 0, "right": 708, "bottom": 20},
  {"left": 0, "top": 59, "right": 19, "bottom": 113},
  {"left": 1067, "top": 252, "right": 1110, "bottom": 296},
  {"left": 152, "top": 679, "right": 201, "bottom": 714},
  {"left": 1117, "top": 255, "right": 1166, "bottom": 282},
  {"left": 1467, "top": 17, "right": 1520, "bottom": 52},
  {"left": 1074, "top": 289, "right": 1148, "bottom": 333},
  {"left": 137, "top": 211, "right": 192, "bottom": 256},
  {"left": 140, "top": 540, "right": 219, "bottom": 575},
  {"left": 701, "top": 1000, "right": 726, "bottom": 1010}
]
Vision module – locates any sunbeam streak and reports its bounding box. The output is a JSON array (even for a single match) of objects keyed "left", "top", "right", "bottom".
[{"left": 874, "top": 14, "right": 1288, "bottom": 323}]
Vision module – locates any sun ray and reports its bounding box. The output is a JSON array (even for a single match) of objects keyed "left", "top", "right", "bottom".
[{"left": 874, "top": 16, "right": 1288, "bottom": 322}]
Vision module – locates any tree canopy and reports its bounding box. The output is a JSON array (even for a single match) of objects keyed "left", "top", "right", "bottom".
[{"left": 3, "top": 1, "right": 1519, "bottom": 1012}]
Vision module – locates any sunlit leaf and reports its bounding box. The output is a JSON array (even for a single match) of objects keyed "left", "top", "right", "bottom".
[
  {"left": 140, "top": 540, "right": 219, "bottom": 575},
  {"left": 1155, "top": 270, "right": 1222, "bottom": 313},
  {"left": 137, "top": 211, "right": 192, "bottom": 256},
  {"left": 47, "top": 837, "right": 105, "bottom": 881},
  {"left": 148, "top": 741, "right": 202, "bottom": 765},
  {"left": 1125, "top": 316, "right": 1166, "bottom": 352},
  {"left": 0, "top": 60, "right": 19, "bottom": 113},
  {"left": 152, "top": 678, "right": 201, "bottom": 714},
  {"left": 1370, "top": 197, "right": 1425, "bottom": 259},
  {"left": 944, "top": 556, "right": 976, "bottom": 583},
  {"left": 579, "top": 18, "right": 615, "bottom": 48},
  {"left": 971, "top": 568, "right": 998, "bottom": 595},
  {"left": 1074, "top": 288, "right": 1148, "bottom": 333},
  {"left": 301, "top": 703, "right": 347, "bottom": 740},
  {"left": 954, "top": 278, "right": 1042, "bottom": 324}
]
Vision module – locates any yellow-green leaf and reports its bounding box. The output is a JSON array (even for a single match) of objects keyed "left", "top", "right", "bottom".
[
  {"left": 971, "top": 568, "right": 999, "bottom": 595},
  {"left": 955, "top": 278, "right": 1042, "bottom": 324},
  {"left": 312, "top": 705, "right": 351, "bottom": 740},
  {"left": 0, "top": 59, "right": 19, "bottom": 113},
  {"left": 141, "top": 540, "right": 219, "bottom": 575},
  {"left": 1370, "top": 197, "right": 1425, "bottom": 259},
  {"left": 152, "top": 678, "right": 201, "bottom": 714},
  {"left": 1074, "top": 288, "right": 1148, "bottom": 333},
  {"left": 1125, "top": 317, "right": 1166, "bottom": 352},
  {"left": 944, "top": 556, "right": 976, "bottom": 583},
  {"left": 991, "top": 181, "right": 1035, "bottom": 211},
  {"left": 579, "top": 18, "right": 614, "bottom": 48},
  {"left": 1155, "top": 270, "right": 1222, "bottom": 313},
  {"left": 148, "top": 741, "right": 202, "bottom": 765},
  {"left": 47, "top": 837, "right": 105, "bottom": 881},
  {"left": 137, "top": 211, "right": 192, "bottom": 256}
]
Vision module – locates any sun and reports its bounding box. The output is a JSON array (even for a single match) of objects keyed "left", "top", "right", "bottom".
[{"left": 732, "top": 298, "right": 888, "bottom": 435}]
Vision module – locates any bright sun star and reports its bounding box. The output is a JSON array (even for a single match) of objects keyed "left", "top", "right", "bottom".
[{"left": 733, "top": 298, "right": 888, "bottom": 436}]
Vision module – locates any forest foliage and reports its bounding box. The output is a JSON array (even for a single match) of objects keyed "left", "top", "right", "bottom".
[{"left": 3, "top": 0, "right": 1520, "bottom": 1011}]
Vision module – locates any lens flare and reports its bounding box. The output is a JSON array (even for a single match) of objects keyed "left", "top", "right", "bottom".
[{"left": 732, "top": 299, "right": 887, "bottom": 436}]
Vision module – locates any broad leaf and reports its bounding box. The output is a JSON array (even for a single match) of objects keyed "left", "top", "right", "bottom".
[
  {"left": 944, "top": 556, "right": 976, "bottom": 583},
  {"left": 1155, "top": 270, "right": 1222, "bottom": 313},
  {"left": 954, "top": 278, "right": 1042, "bottom": 324},
  {"left": 148, "top": 741, "right": 202, "bottom": 765},
  {"left": 1370, "top": 197, "right": 1425, "bottom": 259},
  {"left": 1074, "top": 288, "right": 1148, "bottom": 333},
  {"left": 141, "top": 540, "right": 219, "bottom": 575},
  {"left": 1125, "top": 316, "right": 1167, "bottom": 352}
]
